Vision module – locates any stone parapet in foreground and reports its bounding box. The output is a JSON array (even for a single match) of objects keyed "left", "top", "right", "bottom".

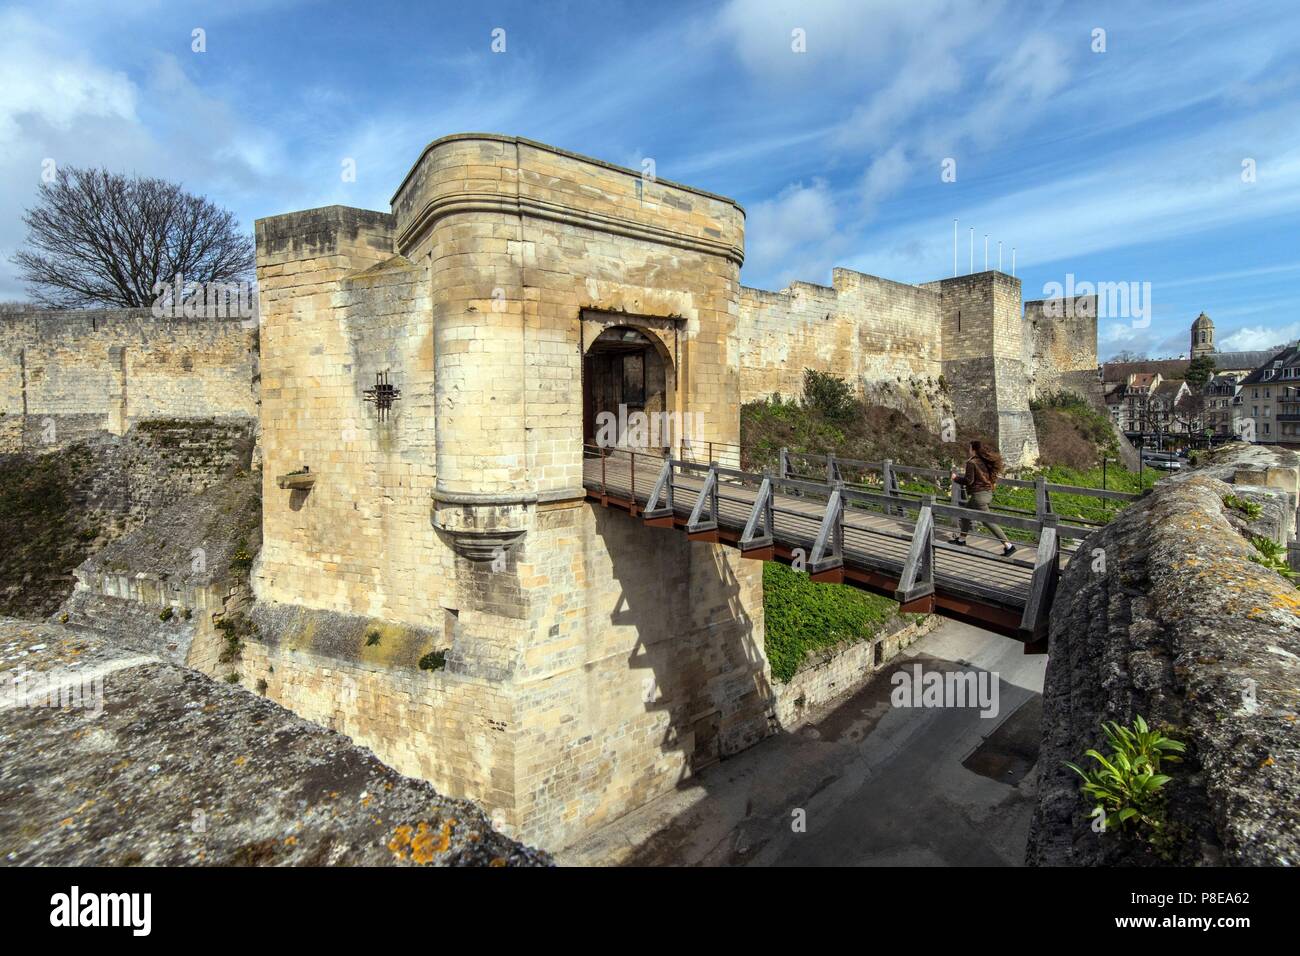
[
  {"left": 0, "top": 619, "right": 550, "bottom": 866},
  {"left": 1028, "top": 442, "right": 1300, "bottom": 865}
]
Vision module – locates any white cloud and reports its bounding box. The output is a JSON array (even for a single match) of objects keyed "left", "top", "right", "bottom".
[
  {"left": 861, "top": 144, "right": 911, "bottom": 214},
  {"left": 846, "top": 99, "right": 1300, "bottom": 283},
  {"left": 719, "top": 2, "right": 1067, "bottom": 219},
  {"left": 0, "top": 10, "right": 137, "bottom": 148},
  {"left": 1220, "top": 323, "right": 1300, "bottom": 351},
  {"left": 954, "top": 34, "right": 1070, "bottom": 151},
  {"left": 744, "top": 178, "right": 844, "bottom": 288},
  {"left": 0, "top": 18, "right": 297, "bottom": 299},
  {"left": 717, "top": 0, "right": 996, "bottom": 91}
]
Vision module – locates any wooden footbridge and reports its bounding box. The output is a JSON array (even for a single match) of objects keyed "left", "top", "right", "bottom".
[{"left": 582, "top": 442, "right": 1142, "bottom": 652}]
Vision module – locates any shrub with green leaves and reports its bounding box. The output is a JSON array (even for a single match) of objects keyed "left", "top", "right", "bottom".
[
  {"left": 418, "top": 649, "right": 447, "bottom": 671},
  {"left": 801, "top": 369, "right": 856, "bottom": 423},
  {"left": 229, "top": 540, "right": 254, "bottom": 573},
  {"left": 1066, "top": 715, "right": 1185, "bottom": 835},
  {"left": 216, "top": 612, "right": 257, "bottom": 664},
  {"left": 1222, "top": 494, "right": 1262, "bottom": 520},
  {"left": 1249, "top": 535, "right": 1296, "bottom": 582}
]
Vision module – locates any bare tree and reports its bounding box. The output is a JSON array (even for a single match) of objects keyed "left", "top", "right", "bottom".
[
  {"left": 1109, "top": 349, "right": 1148, "bottom": 363},
  {"left": 11, "top": 166, "right": 254, "bottom": 309}
]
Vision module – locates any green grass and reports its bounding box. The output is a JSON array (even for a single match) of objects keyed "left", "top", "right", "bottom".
[
  {"left": 988, "top": 464, "right": 1159, "bottom": 529},
  {"left": 763, "top": 562, "right": 904, "bottom": 682}
]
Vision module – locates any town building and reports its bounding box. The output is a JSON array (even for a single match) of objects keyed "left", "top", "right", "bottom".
[
  {"left": 1238, "top": 344, "right": 1300, "bottom": 444},
  {"left": 1202, "top": 372, "right": 1245, "bottom": 437}
]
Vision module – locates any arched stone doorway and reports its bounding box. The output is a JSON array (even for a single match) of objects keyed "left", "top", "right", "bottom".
[{"left": 583, "top": 325, "right": 673, "bottom": 451}]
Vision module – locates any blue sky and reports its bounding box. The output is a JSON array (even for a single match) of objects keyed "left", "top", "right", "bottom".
[{"left": 1, "top": 0, "right": 1298, "bottom": 358}]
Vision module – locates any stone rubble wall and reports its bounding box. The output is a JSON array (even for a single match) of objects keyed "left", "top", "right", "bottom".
[
  {"left": 773, "top": 614, "right": 940, "bottom": 729},
  {"left": 738, "top": 269, "right": 948, "bottom": 429},
  {"left": 1023, "top": 295, "right": 1100, "bottom": 404},
  {"left": 56, "top": 470, "right": 261, "bottom": 664},
  {"left": 738, "top": 268, "right": 1074, "bottom": 469},
  {"left": 1, "top": 421, "right": 255, "bottom": 619}
]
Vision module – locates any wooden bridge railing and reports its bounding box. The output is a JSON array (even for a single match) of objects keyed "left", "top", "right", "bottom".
[
  {"left": 779, "top": 447, "right": 1140, "bottom": 538},
  {"left": 583, "top": 444, "right": 1080, "bottom": 643}
]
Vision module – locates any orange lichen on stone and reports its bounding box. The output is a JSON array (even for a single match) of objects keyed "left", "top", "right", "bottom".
[
  {"left": 387, "top": 823, "right": 413, "bottom": 860},
  {"left": 409, "top": 822, "right": 447, "bottom": 864},
  {"left": 1269, "top": 590, "right": 1300, "bottom": 612},
  {"left": 388, "top": 819, "right": 454, "bottom": 864},
  {"left": 284, "top": 835, "right": 298, "bottom": 846},
  {"left": 233, "top": 755, "right": 247, "bottom": 766}
]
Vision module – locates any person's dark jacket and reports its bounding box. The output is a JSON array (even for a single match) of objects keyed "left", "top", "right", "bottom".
[{"left": 953, "top": 455, "right": 996, "bottom": 494}]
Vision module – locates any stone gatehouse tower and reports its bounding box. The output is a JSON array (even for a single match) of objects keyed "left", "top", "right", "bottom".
[{"left": 254, "top": 134, "right": 769, "bottom": 848}]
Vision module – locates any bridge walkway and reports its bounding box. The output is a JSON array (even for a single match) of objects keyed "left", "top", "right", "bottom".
[{"left": 582, "top": 446, "right": 1141, "bottom": 648}]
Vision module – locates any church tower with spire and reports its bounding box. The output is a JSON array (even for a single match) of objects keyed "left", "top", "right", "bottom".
[{"left": 1191, "top": 311, "right": 1215, "bottom": 358}]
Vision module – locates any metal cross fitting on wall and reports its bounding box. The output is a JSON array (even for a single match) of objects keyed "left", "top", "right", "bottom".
[{"left": 363, "top": 370, "right": 401, "bottom": 421}]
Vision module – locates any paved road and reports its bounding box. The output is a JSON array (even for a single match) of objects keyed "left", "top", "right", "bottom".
[{"left": 559, "top": 619, "right": 1046, "bottom": 866}]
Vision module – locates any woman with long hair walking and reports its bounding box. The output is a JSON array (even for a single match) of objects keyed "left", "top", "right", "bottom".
[{"left": 950, "top": 440, "right": 1016, "bottom": 558}]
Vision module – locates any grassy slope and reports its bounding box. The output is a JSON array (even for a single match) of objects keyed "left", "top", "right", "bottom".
[{"left": 763, "top": 562, "right": 902, "bottom": 683}]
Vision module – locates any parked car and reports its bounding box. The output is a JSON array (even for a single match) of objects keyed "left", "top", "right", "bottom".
[{"left": 1141, "top": 451, "right": 1182, "bottom": 471}]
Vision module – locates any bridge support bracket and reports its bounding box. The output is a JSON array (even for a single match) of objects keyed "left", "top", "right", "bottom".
[
  {"left": 898, "top": 592, "right": 935, "bottom": 615},
  {"left": 807, "top": 486, "right": 845, "bottom": 577},
  {"left": 642, "top": 458, "right": 676, "bottom": 528},
  {"left": 686, "top": 465, "right": 720, "bottom": 536},
  {"left": 894, "top": 498, "right": 936, "bottom": 606},
  {"left": 739, "top": 476, "right": 775, "bottom": 557}
]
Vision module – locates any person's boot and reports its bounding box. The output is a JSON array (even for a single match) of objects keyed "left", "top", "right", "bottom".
[
  {"left": 949, "top": 535, "right": 967, "bottom": 545},
  {"left": 1002, "top": 542, "right": 1017, "bottom": 558}
]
